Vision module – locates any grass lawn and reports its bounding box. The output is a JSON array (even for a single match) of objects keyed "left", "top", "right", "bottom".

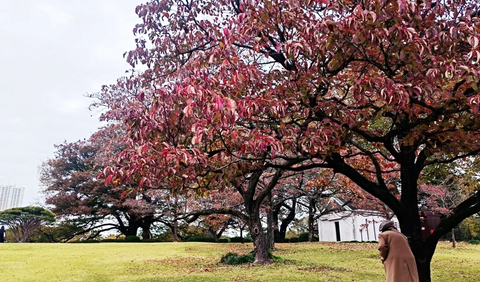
[{"left": 1, "top": 241, "right": 479, "bottom": 282}]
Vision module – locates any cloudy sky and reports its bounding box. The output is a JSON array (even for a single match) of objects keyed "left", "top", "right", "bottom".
[{"left": 0, "top": 1, "right": 143, "bottom": 205}]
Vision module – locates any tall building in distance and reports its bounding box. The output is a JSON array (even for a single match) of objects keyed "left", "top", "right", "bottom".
[{"left": 0, "top": 185, "right": 25, "bottom": 211}]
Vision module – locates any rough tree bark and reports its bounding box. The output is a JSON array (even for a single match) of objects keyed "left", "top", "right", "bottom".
[{"left": 241, "top": 169, "right": 283, "bottom": 264}]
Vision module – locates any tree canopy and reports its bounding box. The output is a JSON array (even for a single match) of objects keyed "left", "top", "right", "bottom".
[
  {"left": 93, "top": 1, "right": 480, "bottom": 280},
  {"left": 41, "top": 125, "right": 163, "bottom": 239},
  {"left": 0, "top": 206, "right": 55, "bottom": 242}
]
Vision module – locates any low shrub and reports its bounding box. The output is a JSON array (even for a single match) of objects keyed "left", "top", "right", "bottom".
[
  {"left": 289, "top": 237, "right": 299, "bottom": 243},
  {"left": 269, "top": 249, "right": 284, "bottom": 263},
  {"left": 186, "top": 236, "right": 216, "bottom": 242},
  {"left": 218, "top": 238, "right": 229, "bottom": 243},
  {"left": 220, "top": 252, "right": 254, "bottom": 265},
  {"left": 298, "top": 232, "right": 319, "bottom": 242},
  {"left": 229, "top": 237, "right": 244, "bottom": 243},
  {"left": 228, "top": 237, "right": 253, "bottom": 243},
  {"left": 220, "top": 249, "right": 284, "bottom": 265},
  {"left": 102, "top": 238, "right": 169, "bottom": 243},
  {"left": 101, "top": 239, "right": 124, "bottom": 243},
  {"left": 69, "top": 239, "right": 100, "bottom": 243},
  {"left": 142, "top": 238, "right": 171, "bottom": 243},
  {"left": 124, "top": 236, "right": 141, "bottom": 242},
  {"left": 468, "top": 239, "right": 480, "bottom": 245},
  {"left": 298, "top": 232, "right": 309, "bottom": 242}
]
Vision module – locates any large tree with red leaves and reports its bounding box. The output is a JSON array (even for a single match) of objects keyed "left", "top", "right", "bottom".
[
  {"left": 96, "top": 1, "right": 480, "bottom": 280},
  {"left": 95, "top": 75, "right": 299, "bottom": 263},
  {"left": 41, "top": 125, "right": 162, "bottom": 239}
]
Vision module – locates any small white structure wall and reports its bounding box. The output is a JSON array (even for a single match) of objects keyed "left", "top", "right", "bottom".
[{"left": 318, "top": 211, "right": 399, "bottom": 242}]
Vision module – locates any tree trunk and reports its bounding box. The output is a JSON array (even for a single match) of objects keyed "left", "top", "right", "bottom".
[
  {"left": 278, "top": 227, "right": 287, "bottom": 242},
  {"left": 401, "top": 226, "right": 437, "bottom": 282},
  {"left": 400, "top": 217, "right": 435, "bottom": 282},
  {"left": 239, "top": 225, "right": 244, "bottom": 241},
  {"left": 213, "top": 221, "right": 229, "bottom": 241},
  {"left": 451, "top": 228, "right": 456, "bottom": 248},
  {"left": 273, "top": 208, "right": 282, "bottom": 242},
  {"left": 141, "top": 216, "right": 153, "bottom": 240},
  {"left": 400, "top": 214, "right": 438, "bottom": 282},
  {"left": 172, "top": 218, "right": 179, "bottom": 242},
  {"left": 142, "top": 228, "right": 152, "bottom": 240},
  {"left": 172, "top": 196, "right": 180, "bottom": 242},
  {"left": 249, "top": 211, "right": 271, "bottom": 264},
  {"left": 308, "top": 198, "right": 316, "bottom": 242},
  {"left": 266, "top": 191, "right": 275, "bottom": 249},
  {"left": 241, "top": 169, "right": 281, "bottom": 264},
  {"left": 126, "top": 227, "right": 139, "bottom": 236},
  {"left": 415, "top": 252, "right": 434, "bottom": 282},
  {"left": 398, "top": 153, "right": 432, "bottom": 281},
  {"left": 272, "top": 202, "right": 286, "bottom": 243},
  {"left": 124, "top": 217, "right": 141, "bottom": 237},
  {"left": 274, "top": 199, "right": 297, "bottom": 243}
]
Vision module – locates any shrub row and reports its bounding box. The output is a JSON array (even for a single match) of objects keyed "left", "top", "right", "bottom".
[
  {"left": 124, "top": 236, "right": 142, "bottom": 242},
  {"left": 229, "top": 237, "right": 252, "bottom": 243},
  {"left": 186, "top": 236, "right": 216, "bottom": 242},
  {"left": 186, "top": 236, "right": 253, "bottom": 243},
  {"left": 298, "top": 232, "right": 319, "bottom": 242},
  {"left": 70, "top": 239, "right": 101, "bottom": 243},
  {"left": 70, "top": 236, "right": 256, "bottom": 243}
]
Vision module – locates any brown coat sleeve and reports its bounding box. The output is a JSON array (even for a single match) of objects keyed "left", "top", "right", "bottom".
[{"left": 378, "top": 233, "right": 389, "bottom": 262}]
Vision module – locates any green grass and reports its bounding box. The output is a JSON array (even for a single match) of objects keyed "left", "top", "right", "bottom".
[{"left": 0, "top": 241, "right": 479, "bottom": 281}]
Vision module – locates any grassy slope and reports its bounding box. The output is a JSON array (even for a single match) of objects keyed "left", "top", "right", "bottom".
[{"left": 1, "top": 242, "right": 478, "bottom": 282}]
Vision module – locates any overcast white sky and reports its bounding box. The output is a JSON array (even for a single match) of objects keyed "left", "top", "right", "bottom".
[{"left": 0, "top": 1, "right": 143, "bottom": 205}]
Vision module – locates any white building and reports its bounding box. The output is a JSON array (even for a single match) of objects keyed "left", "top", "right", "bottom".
[
  {"left": 318, "top": 197, "right": 399, "bottom": 242},
  {"left": 0, "top": 185, "right": 25, "bottom": 211}
]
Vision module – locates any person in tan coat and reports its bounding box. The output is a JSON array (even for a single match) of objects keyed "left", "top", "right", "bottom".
[{"left": 378, "top": 221, "right": 419, "bottom": 282}]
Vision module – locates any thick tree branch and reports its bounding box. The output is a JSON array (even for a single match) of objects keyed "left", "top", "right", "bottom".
[
  {"left": 426, "top": 190, "right": 480, "bottom": 245},
  {"left": 256, "top": 169, "right": 283, "bottom": 209},
  {"left": 183, "top": 208, "right": 248, "bottom": 223},
  {"left": 327, "top": 153, "right": 403, "bottom": 218}
]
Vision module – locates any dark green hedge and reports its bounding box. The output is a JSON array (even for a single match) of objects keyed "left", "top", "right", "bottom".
[
  {"left": 229, "top": 237, "right": 252, "bottom": 243},
  {"left": 124, "top": 236, "right": 141, "bottom": 242},
  {"left": 186, "top": 236, "right": 216, "bottom": 242},
  {"left": 220, "top": 252, "right": 254, "bottom": 265},
  {"left": 69, "top": 239, "right": 100, "bottom": 243},
  {"left": 298, "top": 232, "right": 319, "bottom": 242},
  {"left": 289, "top": 237, "right": 299, "bottom": 243}
]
